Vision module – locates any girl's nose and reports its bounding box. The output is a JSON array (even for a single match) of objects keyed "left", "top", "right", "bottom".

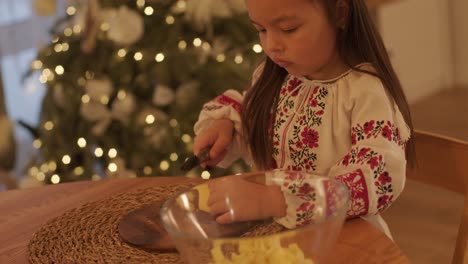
[{"left": 264, "top": 34, "right": 284, "bottom": 55}]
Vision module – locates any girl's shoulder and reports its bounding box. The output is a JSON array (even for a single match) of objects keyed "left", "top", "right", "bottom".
[
  {"left": 288, "top": 63, "right": 382, "bottom": 89},
  {"left": 345, "top": 63, "right": 382, "bottom": 87},
  {"left": 331, "top": 63, "right": 389, "bottom": 100},
  {"left": 285, "top": 63, "right": 386, "bottom": 99}
]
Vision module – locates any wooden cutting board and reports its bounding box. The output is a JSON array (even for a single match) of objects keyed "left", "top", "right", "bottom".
[{"left": 118, "top": 185, "right": 253, "bottom": 252}]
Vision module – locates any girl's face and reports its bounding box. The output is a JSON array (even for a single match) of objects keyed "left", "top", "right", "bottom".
[{"left": 246, "top": 0, "right": 345, "bottom": 80}]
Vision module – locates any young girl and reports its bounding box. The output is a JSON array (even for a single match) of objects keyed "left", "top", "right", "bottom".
[{"left": 193, "top": 0, "right": 414, "bottom": 238}]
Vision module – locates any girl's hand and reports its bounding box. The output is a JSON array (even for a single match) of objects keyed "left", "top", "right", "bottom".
[
  {"left": 193, "top": 119, "right": 234, "bottom": 167},
  {"left": 207, "top": 176, "right": 287, "bottom": 224}
]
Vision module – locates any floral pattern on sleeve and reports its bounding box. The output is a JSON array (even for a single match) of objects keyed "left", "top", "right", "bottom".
[
  {"left": 323, "top": 178, "right": 348, "bottom": 218},
  {"left": 340, "top": 146, "right": 394, "bottom": 213},
  {"left": 281, "top": 171, "right": 318, "bottom": 226},
  {"left": 335, "top": 169, "right": 369, "bottom": 217},
  {"left": 351, "top": 120, "right": 406, "bottom": 149}
]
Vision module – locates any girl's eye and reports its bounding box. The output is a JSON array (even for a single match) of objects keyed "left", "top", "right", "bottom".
[
  {"left": 257, "top": 29, "right": 266, "bottom": 34},
  {"left": 282, "top": 27, "right": 298, "bottom": 33}
]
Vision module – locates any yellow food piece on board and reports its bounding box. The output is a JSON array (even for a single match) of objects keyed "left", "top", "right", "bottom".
[
  {"left": 175, "top": 191, "right": 195, "bottom": 211},
  {"left": 193, "top": 183, "right": 210, "bottom": 212},
  {"left": 175, "top": 183, "right": 210, "bottom": 212},
  {"left": 210, "top": 235, "right": 314, "bottom": 264}
]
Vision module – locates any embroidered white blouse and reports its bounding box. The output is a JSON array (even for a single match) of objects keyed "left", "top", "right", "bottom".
[{"left": 194, "top": 63, "right": 411, "bottom": 238}]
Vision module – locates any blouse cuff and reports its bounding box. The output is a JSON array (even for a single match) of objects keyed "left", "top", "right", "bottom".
[
  {"left": 194, "top": 90, "right": 250, "bottom": 168},
  {"left": 194, "top": 90, "right": 243, "bottom": 136},
  {"left": 265, "top": 170, "right": 325, "bottom": 229}
]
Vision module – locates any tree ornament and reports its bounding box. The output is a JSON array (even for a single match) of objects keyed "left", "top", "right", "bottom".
[
  {"left": 80, "top": 101, "right": 111, "bottom": 122},
  {"left": 176, "top": 81, "right": 200, "bottom": 109},
  {"left": 149, "top": 126, "right": 170, "bottom": 149},
  {"left": 153, "top": 84, "right": 175, "bottom": 107},
  {"left": 104, "top": 6, "right": 144, "bottom": 46},
  {"left": 80, "top": 78, "right": 115, "bottom": 136},
  {"left": 111, "top": 93, "right": 136, "bottom": 124},
  {"left": 85, "top": 78, "right": 114, "bottom": 101},
  {"left": 185, "top": 0, "right": 246, "bottom": 30}
]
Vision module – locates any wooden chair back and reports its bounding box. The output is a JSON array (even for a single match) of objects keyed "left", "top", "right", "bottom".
[{"left": 407, "top": 130, "right": 468, "bottom": 264}]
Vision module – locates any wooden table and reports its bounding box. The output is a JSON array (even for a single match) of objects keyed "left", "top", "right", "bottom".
[{"left": 0, "top": 177, "right": 409, "bottom": 263}]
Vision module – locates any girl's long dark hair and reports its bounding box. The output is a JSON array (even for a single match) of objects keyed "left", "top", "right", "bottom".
[{"left": 241, "top": 0, "right": 415, "bottom": 170}]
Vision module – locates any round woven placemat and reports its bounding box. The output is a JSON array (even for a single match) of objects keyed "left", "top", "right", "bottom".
[{"left": 28, "top": 183, "right": 285, "bottom": 264}]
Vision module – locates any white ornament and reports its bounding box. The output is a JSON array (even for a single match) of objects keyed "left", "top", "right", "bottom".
[
  {"left": 153, "top": 85, "right": 175, "bottom": 107},
  {"left": 91, "top": 118, "right": 111, "bottom": 136},
  {"left": 80, "top": 84, "right": 138, "bottom": 135},
  {"left": 104, "top": 6, "right": 144, "bottom": 46},
  {"left": 150, "top": 126, "right": 169, "bottom": 149},
  {"left": 85, "top": 78, "right": 114, "bottom": 101},
  {"left": 111, "top": 93, "right": 136, "bottom": 123},
  {"left": 80, "top": 101, "right": 111, "bottom": 122},
  {"left": 81, "top": 78, "right": 114, "bottom": 136},
  {"left": 185, "top": 0, "right": 246, "bottom": 30},
  {"left": 176, "top": 81, "right": 200, "bottom": 108},
  {"left": 211, "top": 38, "right": 231, "bottom": 57}
]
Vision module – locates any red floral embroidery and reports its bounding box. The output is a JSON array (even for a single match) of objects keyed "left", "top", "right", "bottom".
[
  {"left": 338, "top": 146, "right": 394, "bottom": 212},
  {"left": 336, "top": 169, "right": 369, "bottom": 218},
  {"left": 382, "top": 125, "right": 393, "bottom": 141},
  {"left": 368, "top": 156, "right": 380, "bottom": 170},
  {"left": 342, "top": 154, "right": 351, "bottom": 166},
  {"left": 297, "top": 201, "right": 314, "bottom": 212},
  {"left": 323, "top": 179, "right": 341, "bottom": 217},
  {"left": 363, "top": 120, "right": 375, "bottom": 134},
  {"left": 377, "top": 194, "right": 392, "bottom": 209},
  {"left": 285, "top": 171, "right": 302, "bottom": 182},
  {"left": 281, "top": 171, "right": 318, "bottom": 226},
  {"left": 202, "top": 104, "right": 223, "bottom": 111},
  {"left": 357, "top": 147, "right": 371, "bottom": 158},
  {"left": 378, "top": 172, "right": 391, "bottom": 184},
  {"left": 298, "top": 182, "right": 314, "bottom": 195},
  {"left": 310, "top": 99, "right": 318, "bottom": 107},
  {"left": 273, "top": 76, "right": 328, "bottom": 171},
  {"left": 301, "top": 128, "right": 319, "bottom": 148},
  {"left": 280, "top": 77, "right": 302, "bottom": 96},
  {"left": 351, "top": 120, "right": 406, "bottom": 149},
  {"left": 202, "top": 94, "right": 242, "bottom": 113}
]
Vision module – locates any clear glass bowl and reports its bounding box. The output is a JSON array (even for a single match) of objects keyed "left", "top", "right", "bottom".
[{"left": 160, "top": 169, "right": 349, "bottom": 264}]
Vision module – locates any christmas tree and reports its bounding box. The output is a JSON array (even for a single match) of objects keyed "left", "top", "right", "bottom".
[{"left": 22, "top": 0, "right": 262, "bottom": 184}]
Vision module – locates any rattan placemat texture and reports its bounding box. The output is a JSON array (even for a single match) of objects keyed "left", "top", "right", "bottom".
[{"left": 28, "top": 183, "right": 285, "bottom": 263}]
